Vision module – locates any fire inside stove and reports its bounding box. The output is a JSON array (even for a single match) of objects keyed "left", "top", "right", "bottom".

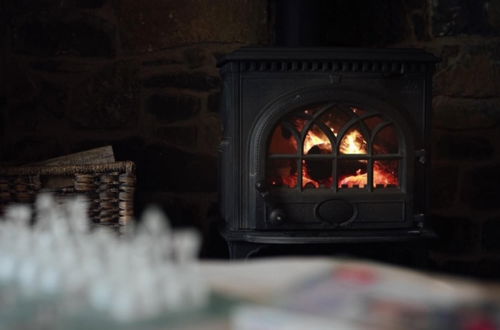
[{"left": 266, "top": 104, "right": 400, "bottom": 190}]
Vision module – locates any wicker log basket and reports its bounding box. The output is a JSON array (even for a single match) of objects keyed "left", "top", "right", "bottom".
[{"left": 0, "top": 161, "right": 136, "bottom": 225}]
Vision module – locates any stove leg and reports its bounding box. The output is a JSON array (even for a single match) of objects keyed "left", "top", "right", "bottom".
[{"left": 227, "top": 241, "right": 265, "bottom": 259}]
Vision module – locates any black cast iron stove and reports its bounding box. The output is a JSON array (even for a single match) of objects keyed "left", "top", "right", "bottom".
[{"left": 217, "top": 47, "right": 438, "bottom": 259}]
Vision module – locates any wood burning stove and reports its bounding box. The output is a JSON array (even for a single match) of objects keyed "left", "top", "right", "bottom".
[{"left": 217, "top": 48, "right": 438, "bottom": 259}]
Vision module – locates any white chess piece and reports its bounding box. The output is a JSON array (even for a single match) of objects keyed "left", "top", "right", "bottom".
[
  {"left": 4, "top": 204, "right": 32, "bottom": 228},
  {"left": 0, "top": 197, "right": 209, "bottom": 324},
  {"left": 65, "top": 196, "right": 90, "bottom": 234},
  {"left": 172, "top": 229, "right": 200, "bottom": 264}
]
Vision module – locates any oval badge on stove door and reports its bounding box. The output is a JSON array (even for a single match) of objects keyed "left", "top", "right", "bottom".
[{"left": 315, "top": 199, "right": 356, "bottom": 226}]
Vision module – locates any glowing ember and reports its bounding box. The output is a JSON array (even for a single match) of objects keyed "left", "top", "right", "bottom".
[
  {"left": 302, "top": 175, "right": 318, "bottom": 188},
  {"left": 339, "top": 169, "right": 366, "bottom": 188},
  {"left": 338, "top": 165, "right": 398, "bottom": 188},
  {"left": 373, "top": 162, "right": 398, "bottom": 187},
  {"left": 282, "top": 173, "right": 298, "bottom": 188}
]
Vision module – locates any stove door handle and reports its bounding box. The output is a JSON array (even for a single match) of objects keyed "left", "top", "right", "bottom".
[{"left": 255, "top": 181, "right": 286, "bottom": 225}]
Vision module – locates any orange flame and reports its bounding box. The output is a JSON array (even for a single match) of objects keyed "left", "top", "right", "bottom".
[
  {"left": 303, "top": 128, "right": 333, "bottom": 154},
  {"left": 337, "top": 162, "right": 398, "bottom": 188},
  {"left": 271, "top": 118, "right": 398, "bottom": 189},
  {"left": 339, "top": 130, "right": 367, "bottom": 154}
]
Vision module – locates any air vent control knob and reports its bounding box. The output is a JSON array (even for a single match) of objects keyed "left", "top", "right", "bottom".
[
  {"left": 256, "top": 181, "right": 287, "bottom": 225},
  {"left": 269, "top": 209, "right": 286, "bottom": 225}
]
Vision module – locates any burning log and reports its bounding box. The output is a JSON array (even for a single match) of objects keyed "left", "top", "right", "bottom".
[{"left": 304, "top": 145, "right": 332, "bottom": 182}]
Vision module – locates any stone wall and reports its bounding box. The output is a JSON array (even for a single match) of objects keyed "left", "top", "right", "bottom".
[
  {"left": 0, "top": 0, "right": 269, "bottom": 257},
  {"left": 424, "top": 0, "right": 500, "bottom": 278},
  {"left": 2, "top": 0, "right": 500, "bottom": 271}
]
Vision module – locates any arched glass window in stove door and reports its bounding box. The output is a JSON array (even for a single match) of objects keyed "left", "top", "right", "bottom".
[{"left": 266, "top": 103, "right": 402, "bottom": 191}]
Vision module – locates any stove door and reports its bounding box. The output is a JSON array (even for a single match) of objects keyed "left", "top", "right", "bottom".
[{"left": 248, "top": 89, "right": 416, "bottom": 230}]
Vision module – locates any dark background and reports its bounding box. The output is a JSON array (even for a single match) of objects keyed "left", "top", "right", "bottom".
[{"left": 1, "top": 0, "right": 500, "bottom": 278}]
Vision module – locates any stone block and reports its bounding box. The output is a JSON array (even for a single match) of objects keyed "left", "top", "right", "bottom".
[
  {"left": 440, "top": 45, "right": 461, "bottom": 63},
  {"left": 431, "top": 165, "right": 459, "bottom": 209},
  {"left": 432, "top": 0, "right": 494, "bottom": 37},
  {"left": 434, "top": 48, "right": 500, "bottom": 97},
  {"left": 30, "top": 60, "right": 106, "bottom": 75},
  {"left": 30, "top": 60, "right": 62, "bottom": 72},
  {"left": 411, "top": 13, "right": 427, "bottom": 41},
  {"left": 38, "top": 82, "right": 68, "bottom": 119},
  {"left": 183, "top": 48, "right": 207, "bottom": 69},
  {"left": 68, "top": 61, "right": 140, "bottom": 129},
  {"left": 4, "top": 78, "right": 70, "bottom": 139},
  {"left": 433, "top": 96, "right": 500, "bottom": 130},
  {"left": 433, "top": 45, "right": 459, "bottom": 82},
  {"left": 146, "top": 93, "right": 201, "bottom": 123},
  {"left": 154, "top": 126, "right": 198, "bottom": 149},
  {"left": 143, "top": 72, "right": 220, "bottom": 91},
  {"left": 6, "top": 69, "right": 69, "bottom": 122},
  {"left": 142, "top": 59, "right": 182, "bottom": 67},
  {"left": 196, "top": 113, "right": 221, "bottom": 154},
  {"left": 115, "top": 0, "right": 269, "bottom": 53},
  {"left": 434, "top": 134, "right": 494, "bottom": 161},
  {"left": 461, "top": 164, "right": 500, "bottom": 210},
  {"left": 12, "top": 12, "right": 116, "bottom": 57}
]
